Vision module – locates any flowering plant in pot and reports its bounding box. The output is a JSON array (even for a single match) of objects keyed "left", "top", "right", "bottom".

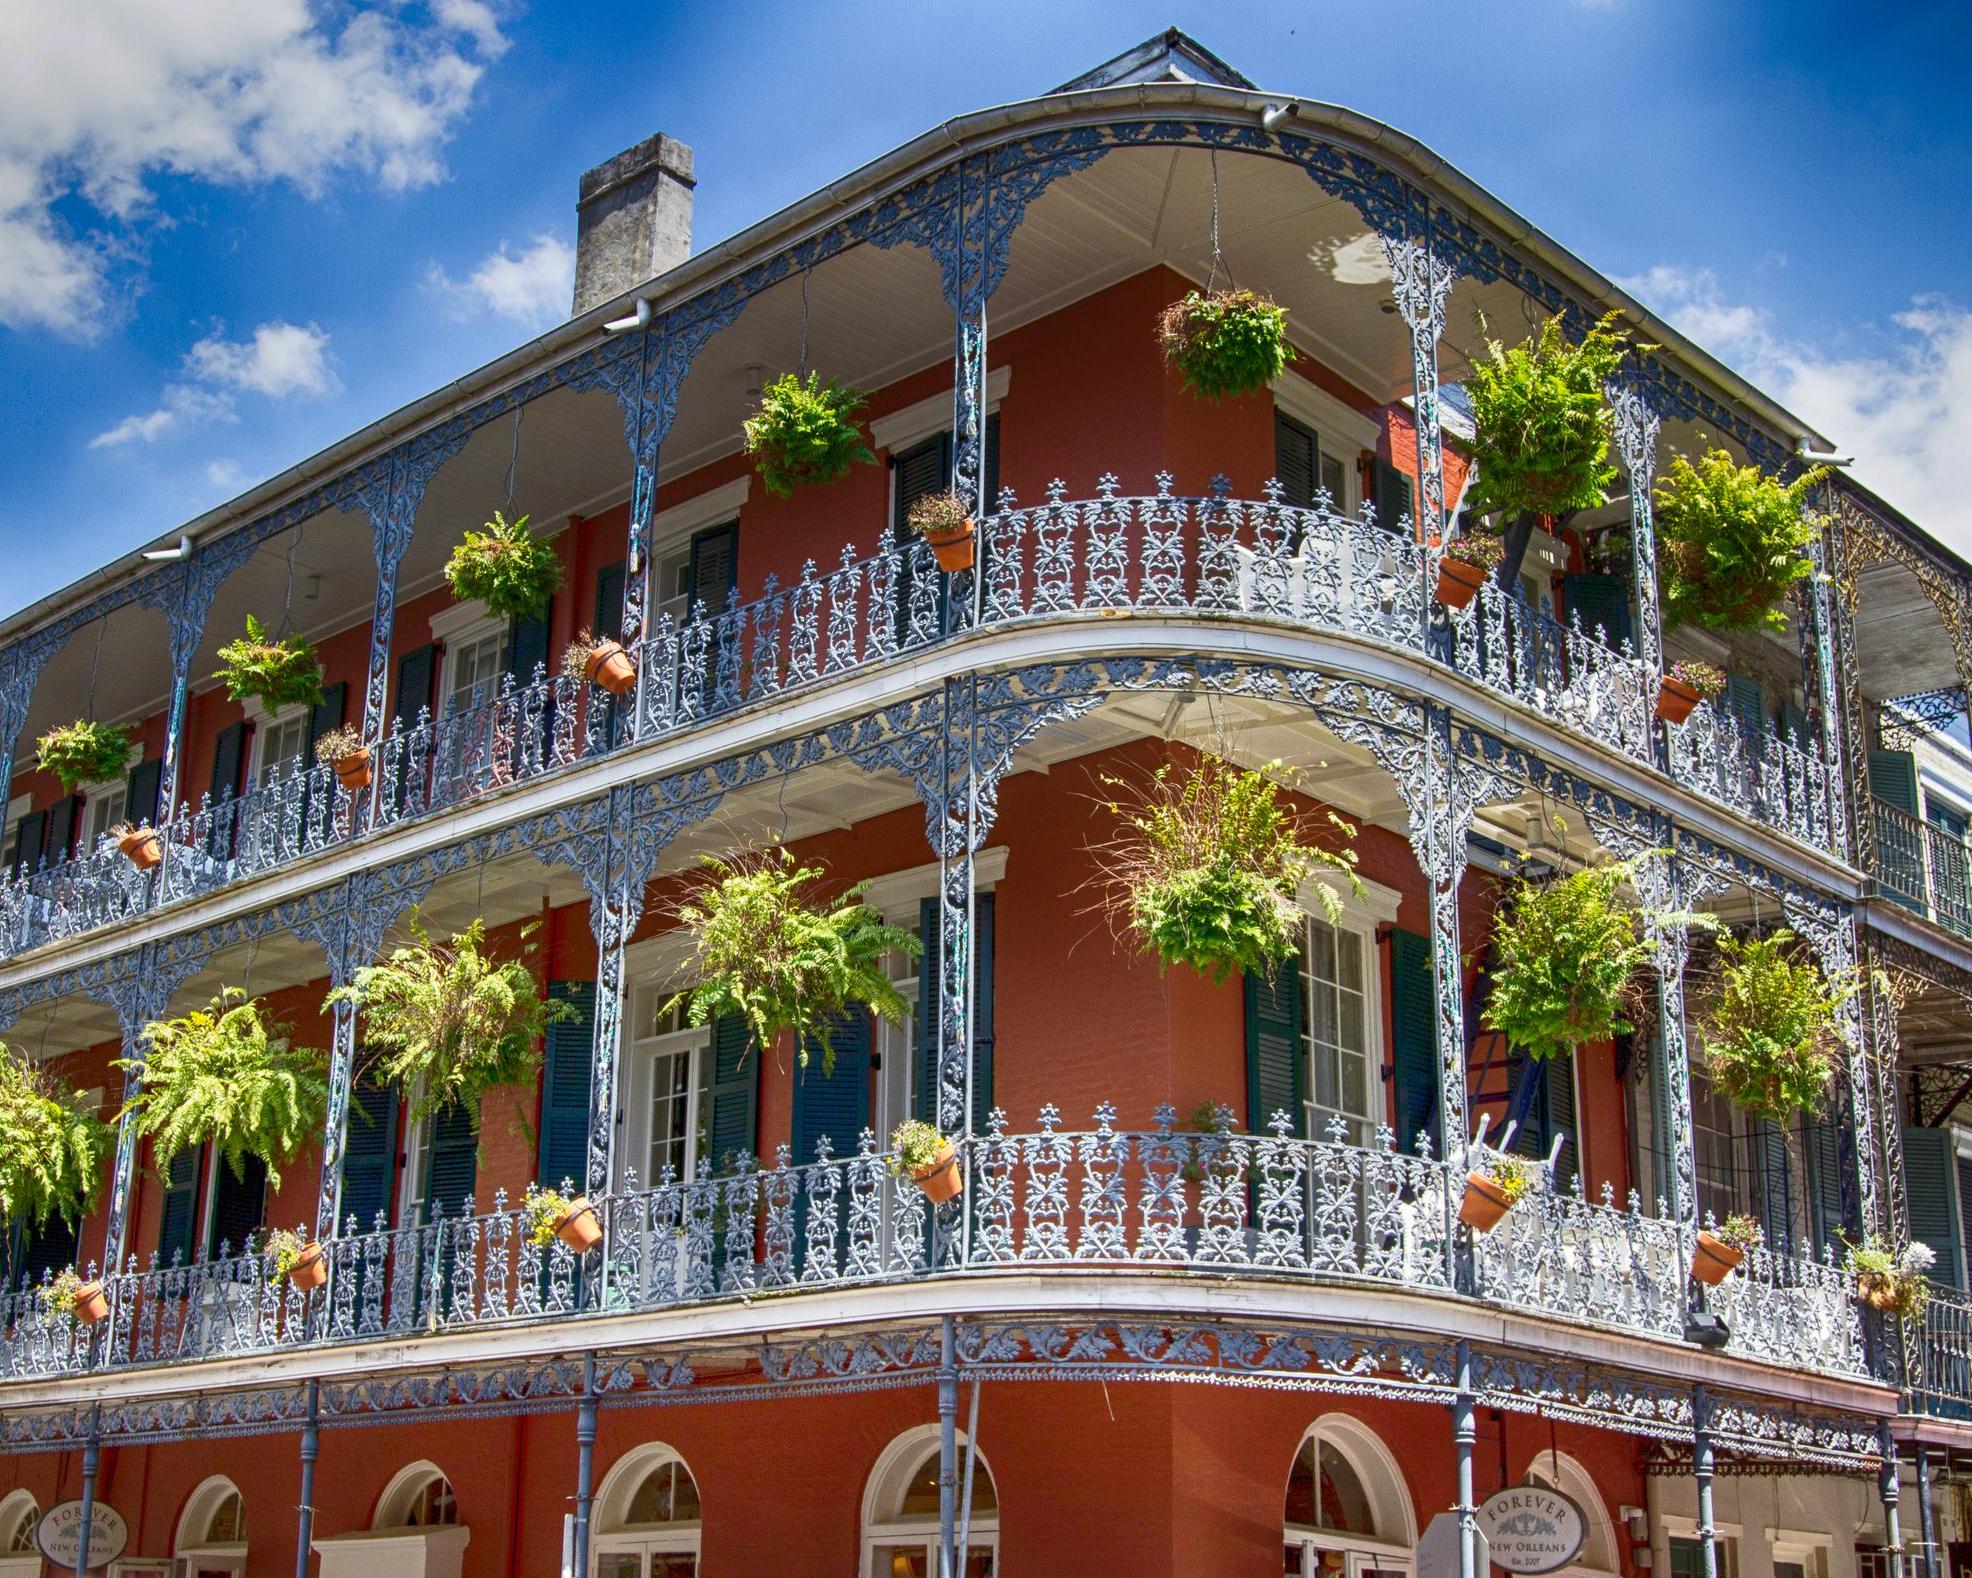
[
  {"left": 742, "top": 372, "right": 877, "bottom": 498},
  {"left": 1693, "top": 1211, "right": 1762, "bottom": 1286},
  {"left": 35, "top": 720, "right": 131, "bottom": 795},
  {"left": 1656, "top": 660, "right": 1726, "bottom": 726},
  {"left": 1431, "top": 531, "right": 1508, "bottom": 610},
  {"left": 443, "top": 511, "right": 564, "bottom": 621},
  {"left": 906, "top": 491, "right": 976, "bottom": 575},
  {"left": 522, "top": 1184, "right": 602, "bottom": 1252},
  {"left": 313, "top": 723, "right": 371, "bottom": 791},
  {"left": 109, "top": 820, "right": 162, "bottom": 870},
  {"left": 888, "top": 1118, "right": 961, "bottom": 1202},
  {"left": 1463, "top": 313, "right": 1629, "bottom": 525},
  {"left": 1156, "top": 289, "right": 1291, "bottom": 400},
  {"left": 214, "top": 616, "right": 325, "bottom": 713},
  {"left": 1697, "top": 930, "right": 1852, "bottom": 1123},
  {"left": 40, "top": 1267, "right": 108, "bottom": 1326},
  {"left": 263, "top": 1228, "right": 328, "bottom": 1290},
  {"left": 1459, "top": 1149, "right": 1536, "bottom": 1233},
  {"left": 665, "top": 847, "right": 919, "bottom": 1074},
  {"left": 0, "top": 1044, "right": 113, "bottom": 1232},
  {"left": 1093, "top": 751, "right": 1359, "bottom": 986},
  {"left": 1845, "top": 1238, "right": 1934, "bottom": 1320},
  {"left": 1657, "top": 451, "right": 1827, "bottom": 636},
  {"left": 563, "top": 630, "right": 636, "bottom": 696}
]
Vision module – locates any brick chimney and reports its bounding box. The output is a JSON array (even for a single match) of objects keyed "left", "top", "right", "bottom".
[{"left": 572, "top": 133, "right": 695, "bottom": 316}]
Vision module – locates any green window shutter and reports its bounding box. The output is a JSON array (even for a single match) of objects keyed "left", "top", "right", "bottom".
[
  {"left": 1904, "top": 1125, "right": 1964, "bottom": 1290},
  {"left": 983, "top": 410, "right": 1002, "bottom": 507},
  {"left": 307, "top": 681, "right": 348, "bottom": 755},
  {"left": 18, "top": 1215, "right": 78, "bottom": 1285},
  {"left": 421, "top": 1103, "right": 478, "bottom": 1221},
  {"left": 209, "top": 721, "right": 249, "bottom": 802},
  {"left": 42, "top": 793, "right": 77, "bottom": 864},
  {"left": 157, "top": 1149, "right": 200, "bottom": 1266},
  {"left": 892, "top": 434, "right": 953, "bottom": 543},
  {"left": 10, "top": 808, "right": 45, "bottom": 877},
  {"left": 1648, "top": 1042, "right": 1675, "bottom": 1213},
  {"left": 1372, "top": 459, "right": 1413, "bottom": 536},
  {"left": 392, "top": 644, "right": 438, "bottom": 727},
  {"left": 1871, "top": 749, "right": 1920, "bottom": 815},
  {"left": 1753, "top": 1118, "right": 1795, "bottom": 1250},
  {"left": 595, "top": 562, "right": 626, "bottom": 643},
  {"left": 538, "top": 982, "right": 595, "bottom": 1191},
  {"left": 508, "top": 611, "right": 551, "bottom": 687},
  {"left": 687, "top": 523, "right": 740, "bottom": 618},
  {"left": 707, "top": 1012, "right": 759, "bottom": 1173},
  {"left": 792, "top": 1011, "right": 873, "bottom": 1165},
  {"left": 1560, "top": 572, "right": 1633, "bottom": 651},
  {"left": 207, "top": 1153, "right": 267, "bottom": 1256},
  {"left": 914, "top": 894, "right": 996, "bottom": 1131},
  {"left": 1389, "top": 928, "right": 1438, "bottom": 1154},
  {"left": 1545, "top": 1050, "right": 1577, "bottom": 1187},
  {"left": 339, "top": 1073, "right": 399, "bottom": 1234},
  {"left": 1780, "top": 700, "right": 1811, "bottom": 751},
  {"left": 1802, "top": 1120, "right": 1846, "bottom": 1254},
  {"left": 1274, "top": 412, "right": 1318, "bottom": 510},
  {"left": 1244, "top": 954, "right": 1306, "bottom": 1138},
  {"left": 125, "top": 756, "right": 163, "bottom": 828},
  {"left": 1958, "top": 1155, "right": 1972, "bottom": 1290},
  {"left": 1725, "top": 674, "right": 1767, "bottom": 741}
]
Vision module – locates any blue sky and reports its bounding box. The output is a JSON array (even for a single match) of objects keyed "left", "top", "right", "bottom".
[{"left": 1, "top": 0, "right": 1966, "bottom": 621}]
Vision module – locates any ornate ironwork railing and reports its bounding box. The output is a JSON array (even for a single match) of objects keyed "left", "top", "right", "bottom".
[
  {"left": 1872, "top": 799, "right": 1972, "bottom": 938},
  {"left": 0, "top": 482, "right": 1841, "bottom": 963},
  {"left": 0, "top": 1109, "right": 1868, "bottom": 1386},
  {"left": 1909, "top": 1281, "right": 1972, "bottom": 1417}
]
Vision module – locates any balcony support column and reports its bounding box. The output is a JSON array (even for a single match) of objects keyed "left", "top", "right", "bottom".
[
  {"left": 294, "top": 1378, "right": 320, "bottom": 1578},
  {"left": 1381, "top": 218, "right": 1455, "bottom": 547},
  {"left": 132, "top": 538, "right": 250, "bottom": 822},
  {"left": 1915, "top": 1442, "right": 1938, "bottom": 1578},
  {"left": 1783, "top": 893, "right": 1882, "bottom": 1238},
  {"left": 1637, "top": 849, "right": 1699, "bottom": 1237},
  {"left": 1879, "top": 1424, "right": 1904, "bottom": 1567},
  {"left": 1692, "top": 1383, "right": 1718, "bottom": 1578},
  {"left": 1803, "top": 531, "right": 1853, "bottom": 860},
  {"left": 100, "top": 943, "right": 197, "bottom": 1272},
  {"left": 74, "top": 1404, "right": 100, "bottom": 1578},
  {"left": 1452, "top": 1340, "right": 1477, "bottom": 1578},
  {"left": 0, "top": 641, "right": 58, "bottom": 824},
  {"left": 572, "top": 1351, "right": 599, "bottom": 1578},
  {"left": 1865, "top": 956, "right": 1912, "bottom": 1274},
  {"left": 356, "top": 457, "right": 416, "bottom": 829},
  {"left": 939, "top": 1314, "right": 959, "bottom": 1578},
  {"left": 1609, "top": 383, "right": 1667, "bottom": 769}
]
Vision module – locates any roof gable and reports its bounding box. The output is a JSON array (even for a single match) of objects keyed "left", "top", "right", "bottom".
[{"left": 1050, "top": 29, "right": 1256, "bottom": 94}]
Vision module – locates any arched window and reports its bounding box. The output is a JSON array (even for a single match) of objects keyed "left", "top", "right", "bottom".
[
  {"left": 1523, "top": 1453, "right": 1618, "bottom": 1577},
  {"left": 861, "top": 1426, "right": 998, "bottom": 1577},
  {"left": 593, "top": 1443, "right": 702, "bottom": 1576},
  {"left": 1283, "top": 1416, "right": 1415, "bottom": 1578},
  {"left": 0, "top": 1491, "right": 39, "bottom": 1577},
  {"left": 175, "top": 1477, "right": 248, "bottom": 1578},
  {"left": 375, "top": 1462, "right": 461, "bottom": 1530}
]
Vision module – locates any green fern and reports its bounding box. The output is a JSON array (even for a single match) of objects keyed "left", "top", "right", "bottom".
[
  {"left": 1156, "top": 290, "right": 1291, "bottom": 401},
  {"left": 214, "top": 615, "right": 325, "bottom": 712},
  {"left": 1464, "top": 313, "right": 1628, "bottom": 522},
  {"left": 443, "top": 512, "right": 564, "bottom": 622},
  {"left": 1656, "top": 451, "right": 1826, "bottom": 635},
  {"left": 0, "top": 1045, "right": 113, "bottom": 1228},
  {"left": 35, "top": 720, "right": 132, "bottom": 794},
  {"left": 1699, "top": 930, "right": 1852, "bottom": 1121},
  {"left": 742, "top": 373, "right": 877, "bottom": 498}
]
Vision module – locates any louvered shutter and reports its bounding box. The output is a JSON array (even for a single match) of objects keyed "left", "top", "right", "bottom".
[
  {"left": 914, "top": 895, "right": 996, "bottom": 1133},
  {"left": 538, "top": 982, "right": 595, "bottom": 1191},
  {"left": 9, "top": 809, "right": 45, "bottom": 877},
  {"left": 793, "top": 1010, "right": 873, "bottom": 1166},
  {"left": 421, "top": 1102, "right": 478, "bottom": 1221},
  {"left": 1958, "top": 1155, "right": 1972, "bottom": 1291},
  {"left": 1245, "top": 956, "right": 1306, "bottom": 1139},
  {"left": 157, "top": 1149, "right": 199, "bottom": 1266},
  {"left": 125, "top": 756, "right": 163, "bottom": 828},
  {"left": 508, "top": 611, "right": 551, "bottom": 686},
  {"left": 210, "top": 721, "right": 248, "bottom": 802},
  {"left": 1871, "top": 750, "right": 1920, "bottom": 814},
  {"left": 1389, "top": 929, "right": 1438, "bottom": 1153},
  {"left": 42, "top": 794, "right": 77, "bottom": 864},
  {"left": 1373, "top": 459, "right": 1414, "bottom": 536},
  {"left": 1560, "top": 572, "right": 1633, "bottom": 651},
  {"left": 1802, "top": 1120, "right": 1846, "bottom": 1254},
  {"left": 706, "top": 1012, "right": 759, "bottom": 1173},
  {"left": 1545, "top": 1050, "right": 1577, "bottom": 1187},
  {"left": 1726, "top": 674, "right": 1767, "bottom": 747},
  {"left": 339, "top": 1073, "right": 399, "bottom": 1235},
  {"left": 687, "top": 523, "right": 740, "bottom": 618},
  {"left": 18, "top": 1215, "right": 77, "bottom": 1286},
  {"left": 308, "top": 682, "right": 347, "bottom": 753},
  {"left": 1905, "top": 1125, "right": 1965, "bottom": 1289},
  {"left": 206, "top": 1153, "right": 267, "bottom": 1257},
  {"left": 1648, "top": 1038, "right": 1676, "bottom": 1214},
  {"left": 1780, "top": 700, "right": 1811, "bottom": 751},
  {"left": 983, "top": 411, "right": 1001, "bottom": 507},
  {"left": 1275, "top": 412, "right": 1319, "bottom": 510},
  {"left": 393, "top": 644, "right": 438, "bottom": 727},
  {"left": 1754, "top": 1118, "right": 1796, "bottom": 1252}
]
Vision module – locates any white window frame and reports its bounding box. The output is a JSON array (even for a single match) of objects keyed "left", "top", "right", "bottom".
[
  {"left": 861, "top": 1425, "right": 997, "bottom": 1578},
  {"left": 1296, "top": 875, "right": 1399, "bottom": 1143},
  {"left": 77, "top": 741, "right": 141, "bottom": 856},
  {"left": 0, "top": 1489, "right": 37, "bottom": 1575},
  {"left": 869, "top": 367, "right": 1012, "bottom": 458},
  {"left": 1272, "top": 371, "right": 1379, "bottom": 516},
  {"left": 373, "top": 1461, "right": 460, "bottom": 1530},
  {"left": 429, "top": 600, "right": 510, "bottom": 719},
  {"left": 174, "top": 1476, "right": 248, "bottom": 1577},
  {"left": 591, "top": 1443, "right": 702, "bottom": 1576},
  {"left": 1282, "top": 1414, "right": 1416, "bottom": 1578},
  {"left": 618, "top": 991, "right": 713, "bottom": 1193},
  {"left": 1656, "top": 1514, "right": 1741, "bottom": 1578},
  {"left": 244, "top": 695, "right": 311, "bottom": 789}
]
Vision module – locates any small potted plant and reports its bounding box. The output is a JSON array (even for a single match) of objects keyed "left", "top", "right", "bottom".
[
  {"left": 214, "top": 616, "right": 325, "bottom": 713},
  {"left": 110, "top": 820, "right": 162, "bottom": 870},
  {"left": 264, "top": 1228, "right": 328, "bottom": 1290},
  {"left": 563, "top": 631, "right": 636, "bottom": 697},
  {"left": 1657, "top": 660, "right": 1727, "bottom": 726},
  {"left": 1431, "top": 532, "right": 1508, "bottom": 609},
  {"left": 1657, "top": 451, "right": 1827, "bottom": 636},
  {"left": 443, "top": 511, "right": 564, "bottom": 622},
  {"left": 742, "top": 372, "right": 877, "bottom": 498},
  {"left": 523, "top": 1184, "right": 602, "bottom": 1252},
  {"left": 1693, "top": 1212, "right": 1762, "bottom": 1285},
  {"left": 889, "top": 1119, "right": 962, "bottom": 1202},
  {"left": 313, "top": 724, "right": 371, "bottom": 792},
  {"left": 906, "top": 491, "right": 977, "bottom": 574},
  {"left": 1459, "top": 1150, "right": 1535, "bottom": 1233},
  {"left": 35, "top": 720, "right": 132, "bottom": 794},
  {"left": 1156, "top": 289, "right": 1291, "bottom": 400},
  {"left": 1846, "top": 1238, "right": 1934, "bottom": 1320},
  {"left": 41, "top": 1268, "right": 109, "bottom": 1326}
]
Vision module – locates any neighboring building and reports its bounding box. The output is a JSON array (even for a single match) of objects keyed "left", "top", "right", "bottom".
[{"left": 0, "top": 28, "right": 1968, "bottom": 1578}]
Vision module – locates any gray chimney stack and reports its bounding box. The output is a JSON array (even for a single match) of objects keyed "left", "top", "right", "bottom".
[{"left": 573, "top": 133, "right": 695, "bottom": 317}]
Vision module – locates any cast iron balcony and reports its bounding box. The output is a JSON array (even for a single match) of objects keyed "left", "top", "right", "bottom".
[{"left": 1872, "top": 798, "right": 1972, "bottom": 938}]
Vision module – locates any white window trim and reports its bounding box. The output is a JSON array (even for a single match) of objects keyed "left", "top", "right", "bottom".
[
  {"left": 651, "top": 475, "right": 750, "bottom": 545},
  {"left": 431, "top": 608, "right": 510, "bottom": 716},
  {"left": 373, "top": 1461, "right": 455, "bottom": 1530},
  {"left": 1274, "top": 370, "right": 1380, "bottom": 461},
  {"left": 248, "top": 700, "right": 310, "bottom": 784},
  {"left": 617, "top": 1004, "right": 712, "bottom": 1192},
  {"left": 861, "top": 1425, "right": 998, "bottom": 1578},
  {"left": 1302, "top": 872, "right": 1400, "bottom": 930},
  {"left": 591, "top": 1442, "right": 703, "bottom": 1572},
  {"left": 870, "top": 365, "right": 1013, "bottom": 456},
  {"left": 859, "top": 845, "right": 1010, "bottom": 924}
]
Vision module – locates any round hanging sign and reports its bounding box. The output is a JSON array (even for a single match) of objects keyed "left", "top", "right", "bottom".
[
  {"left": 36, "top": 1499, "right": 128, "bottom": 1569},
  {"left": 1476, "top": 1484, "right": 1586, "bottom": 1574}
]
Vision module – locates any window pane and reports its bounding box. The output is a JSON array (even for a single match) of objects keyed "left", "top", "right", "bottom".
[
  {"left": 597, "top": 1556, "right": 642, "bottom": 1578},
  {"left": 874, "top": 1548, "right": 929, "bottom": 1578},
  {"left": 652, "top": 1560, "right": 699, "bottom": 1578},
  {"left": 1338, "top": 992, "right": 1364, "bottom": 1053},
  {"left": 1336, "top": 931, "right": 1363, "bottom": 991},
  {"left": 1320, "top": 453, "right": 1346, "bottom": 508},
  {"left": 1316, "top": 1440, "right": 1374, "bottom": 1534}
]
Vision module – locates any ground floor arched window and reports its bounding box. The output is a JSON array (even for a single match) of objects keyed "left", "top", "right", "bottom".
[
  {"left": 593, "top": 1443, "right": 702, "bottom": 1576},
  {"left": 1522, "top": 1451, "right": 1620, "bottom": 1578},
  {"left": 862, "top": 1426, "right": 998, "bottom": 1577},
  {"left": 175, "top": 1476, "right": 247, "bottom": 1577},
  {"left": 1283, "top": 1415, "right": 1416, "bottom": 1578},
  {"left": 0, "top": 1490, "right": 38, "bottom": 1578}
]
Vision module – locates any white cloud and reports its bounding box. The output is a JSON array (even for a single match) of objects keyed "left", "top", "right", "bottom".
[
  {"left": 427, "top": 233, "right": 574, "bottom": 326},
  {"left": 1618, "top": 264, "right": 1972, "bottom": 551},
  {"left": 0, "top": 0, "right": 508, "bottom": 337},
  {"left": 205, "top": 458, "right": 250, "bottom": 491},
  {"left": 90, "top": 383, "right": 236, "bottom": 449},
  {"left": 186, "top": 320, "right": 337, "bottom": 397}
]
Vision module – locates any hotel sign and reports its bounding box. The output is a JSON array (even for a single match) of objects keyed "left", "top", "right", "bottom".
[
  {"left": 1477, "top": 1484, "right": 1586, "bottom": 1574},
  {"left": 37, "top": 1499, "right": 128, "bottom": 1569}
]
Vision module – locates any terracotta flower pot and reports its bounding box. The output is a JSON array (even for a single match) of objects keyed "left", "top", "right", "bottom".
[
  {"left": 72, "top": 1280, "right": 109, "bottom": 1326},
  {"left": 1856, "top": 1272, "right": 1901, "bottom": 1312},
  {"left": 554, "top": 1197, "right": 603, "bottom": 1253},
  {"left": 1691, "top": 1230, "right": 1744, "bottom": 1286},
  {"left": 118, "top": 828, "right": 162, "bottom": 870},
  {"left": 1459, "top": 1171, "right": 1513, "bottom": 1233},
  {"left": 1435, "top": 556, "right": 1488, "bottom": 610},
  {"left": 1656, "top": 676, "right": 1703, "bottom": 725},
  {"left": 921, "top": 522, "right": 976, "bottom": 575},
  {"left": 911, "top": 1140, "right": 964, "bottom": 1203},
  {"left": 287, "top": 1243, "right": 329, "bottom": 1291},
  {"left": 332, "top": 749, "right": 373, "bottom": 791},
  {"left": 583, "top": 640, "right": 638, "bottom": 696}
]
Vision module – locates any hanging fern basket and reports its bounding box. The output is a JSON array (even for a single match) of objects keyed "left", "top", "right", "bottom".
[
  {"left": 214, "top": 616, "right": 324, "bottom": 713},
  {"left": 35, "top": 720, "right": 132, "bottom": 795},
  {"left": 1156, "top": 289, "right": 1291, "bottom": 401},
  {"left": 742, "top": 373, "right": 877, "bottom": 498},
  {"left": 443, "top": 512, "right": 564, "bottom": 622}
]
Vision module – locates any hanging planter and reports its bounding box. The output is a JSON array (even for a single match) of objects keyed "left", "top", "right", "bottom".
[
  {"left": 443, "top": 511, "right": 564, "bottom": 622},
  {"left": 1697, "top": 930, "right": 1853, "bottom": 1123},
  {"left": 1459, "top": 1151, "right": 1535, "bottom": 1233},
  {"left": 214, "top": 616, "right": 325, "bottom": 713},
  {"left": 1430, "top": 533, "right": 1508, "bottom": 608},
  {"left": 1092, "top": 751, "right": 1360, "bottom": 985},
  {"left": 1156, "top": 289, "right": 1291, "bottom": 401},
  {"left": 313, "top": 725, "right": 371, "bottom": 791},
  {"left": 523, "top": 1185, "right": 603, "bottom": 1252},
  {"left": 1845, "top": 1239, "right": 1934, "bottom": 1320},
  {"left": 0, "top": 1044, "right": 113, "bottom": 1231},
  {"left": 1656, "top": 660, "right": 1726, "bottom": 726},
  {"left": 1464, "top": 314, "right": 1628, "bottom": 524},
  {"left": 112, "top": 821, "right": 162, "bottom": 870},
  {"left": 889, "top": 1119, "right": 962, "bottom": 1202},
  {"left": 906, "top": 491, "right": 976, "bottom": 574},
  {"left": 40, "top": 1269, "right": 109, "bottom": 1327},
  {"left": 35, "top": 720, "right": 132, "bottom": 795},
  {"left": 126, "top": 988, "right": 329, "bottom": 1191},
  {"left": 326, "top": 914, "right": 571, "bottom": 1128},
  {"left": 666, "top": 847, "right": 919, "bottom": 1073},
  {"left": 1692, "top": 1213, "right": 1761, "bottom": 1286},
  {"left": 742, "top": 372, "right": 877, "bottom": 498},
  {"left": 563, "top": 631, "right": 637, "bottom": 696},
  {"left": 1657, "top": 451, "right": 1827, "bottom": 636},
  {"left": 265, "top": 1229, "right": 329, "bottom": 1290}
]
